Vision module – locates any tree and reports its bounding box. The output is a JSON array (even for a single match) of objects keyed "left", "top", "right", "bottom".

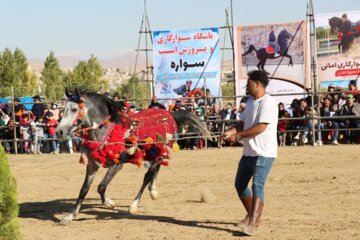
[
  {"left": 41, "top": 51, "right": 64, "bottom": 101},
  {"left": 70, "top": 55, "right": 104, "bottom": 90},
  {"left": 114, "top": 76, "right": 147, "bottom": 100},
  {"left": 0, "top": 146, "right": 20, "bottom": 240},
  {"left": 0, "top": 48, "right": 36, "bottom": 97}
]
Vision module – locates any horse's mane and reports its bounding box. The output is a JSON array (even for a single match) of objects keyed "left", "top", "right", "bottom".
[{"left": 72, "top": 89, "right": 125, "bottom": 124}]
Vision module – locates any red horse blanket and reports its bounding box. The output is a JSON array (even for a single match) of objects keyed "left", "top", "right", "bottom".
[{"left": 83, "top": 109, "right": 177, "bottom": 167}]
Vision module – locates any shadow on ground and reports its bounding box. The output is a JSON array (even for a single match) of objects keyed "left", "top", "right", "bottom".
[{"left": 19, "top": 198, "right": 247, "bottom": 237}]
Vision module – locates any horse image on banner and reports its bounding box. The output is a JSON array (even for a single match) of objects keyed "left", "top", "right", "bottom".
[
  {"left": 316, "top": 11, "right": 360, "bottom": 90},
  {"left": 328, "top": 15, "right": 360, "bottom": 53},
  {"left": 56, "top": 88, "right": 210, "bottom": 225},
  {"left": 241, "top": 28, "right": 295, "bottom": 72},
  {"left": 234, "top": 21, "right": 309, "bottom": 107}
]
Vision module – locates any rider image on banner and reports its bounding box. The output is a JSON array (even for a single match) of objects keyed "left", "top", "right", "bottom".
[
  {"left": 153, "top": 28, "right": 221, "bottom": 100},
  {"left": 234, "top": 21, "right": 308, "bottom": 107},
  {"left": 315, "top": 10, "right": 360, "bottom": 89}
]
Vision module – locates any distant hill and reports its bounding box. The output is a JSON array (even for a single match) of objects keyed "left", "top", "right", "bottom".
[{"left": 29, "top": 51, "right": 148, "bottom": 71}]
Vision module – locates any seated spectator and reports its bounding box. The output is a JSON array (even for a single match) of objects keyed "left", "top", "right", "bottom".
[
  {"left": 339, "top": 94, "right": 360, "bottom": 144},
  {"left": 290, "top": 100, "right": 305, "bottom": 145},
  {"left": 302, "top": 106, "right": 321, "bottom": 145},
  {"left": 220, "top": 103, "right": 237, "bottom": 130},
  {"left": 320, "top": 97, "right": 340, "bottom": 145},
  {"left": 148, "top": 96, "right": 166, "bottom": 109},
  {"left": 344, "top": 80, "right": 359, "bottom": 99}
]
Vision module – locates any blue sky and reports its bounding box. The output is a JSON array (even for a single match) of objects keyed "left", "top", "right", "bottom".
[{"left": 0, "top": 0, "right": 359, "bottom": 60}]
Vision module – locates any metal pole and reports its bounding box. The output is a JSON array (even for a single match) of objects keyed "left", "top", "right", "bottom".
[
  {"left": 11, "top": 86, "right": 18, "bottom": 154},
  {"left": 230, "top": 0, "right": 236, "bottom": 100},
  {"left": 144, "top": 0, "right": 150, "bottom": 99}
]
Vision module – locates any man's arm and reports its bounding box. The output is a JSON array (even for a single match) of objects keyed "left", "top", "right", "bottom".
[
  {"left": 237, "top": 123, "right": 267, "bottom": 139},
  {"left": 222, "top": 121, "right": 267, "bottom": 140}
]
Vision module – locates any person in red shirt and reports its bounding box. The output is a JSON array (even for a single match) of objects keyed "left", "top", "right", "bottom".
[{"left": 45, "top": 111, "right": 59, "bottom": 154}]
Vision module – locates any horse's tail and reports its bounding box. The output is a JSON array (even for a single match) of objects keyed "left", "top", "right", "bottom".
[
  {"left": 242, "top": 44, "right": 257, "bottom": 56},
  {"left": 172, "top": 110, "right": 212, "bottom": 139}
]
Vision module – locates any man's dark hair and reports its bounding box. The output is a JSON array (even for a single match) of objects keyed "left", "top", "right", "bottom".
[
  {"left": 342, "top": 13, "right": 347, "bottom": 19},
  {"left": 247, "top": 70, "right": 269, "bottom": 87}
]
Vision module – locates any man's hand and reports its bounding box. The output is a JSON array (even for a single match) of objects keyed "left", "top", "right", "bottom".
[{"left": 221, "top": 128, "right": 238, "bottom": 143}]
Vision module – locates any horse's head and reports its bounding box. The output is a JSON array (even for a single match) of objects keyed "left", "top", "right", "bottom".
[
  {"left": 56, "top": 88, "right": 125, "bottom": 140},
  {"left": 278, "top": 29, "right": 293, "bottom": 41},
  {"left": 329, "top": 16, "right": 342, "bottom": 33}
]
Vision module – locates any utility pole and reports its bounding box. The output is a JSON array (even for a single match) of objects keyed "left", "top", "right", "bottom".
[
  {"left": 307, "top": 0, "right": 318, "bottom": 147},
  {"left": 133, "top": 0, "right": 153, "bottom": 100}
]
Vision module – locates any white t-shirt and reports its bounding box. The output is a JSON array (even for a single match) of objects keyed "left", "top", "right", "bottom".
[{"left": 240, "top": 94, "right": 278, "bottom": 157}]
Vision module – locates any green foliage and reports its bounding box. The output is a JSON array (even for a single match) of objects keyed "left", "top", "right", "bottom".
[
  {"left": 69, "top": 55, "right": 104, "bottom": 90},
  {"left": 316, "top": 27, "right": 337, "bottom": 40},
  {"left": 0, "top": 48, "right": 38, "bottom": 97},
  {"left": 0, "top": 146, "right": 20, "bottom": 240},
  {"left": 222, "top": 82, "right": 235, "bottom": 97},
  {"left": 41, "top": 51, "right": 65, "bottom": 101},
  {"left": 113, "top": 76, "right": 148, "bottom": 100}
]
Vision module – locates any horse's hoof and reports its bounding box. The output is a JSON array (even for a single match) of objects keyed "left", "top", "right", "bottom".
[
  {"left": 60, "top": 213, "right": 74, "bottom": 225},
  {"left": 129, "top": 200, "right": 139, "bottom": 214},
  {"left": 103, "top": 198, "right": 116, "bottom": 209},
  {"left": 150, "top": 190, "right": 159, "bottom": 200}
]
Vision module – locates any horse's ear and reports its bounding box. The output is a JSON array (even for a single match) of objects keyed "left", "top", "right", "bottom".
[
  {"left": 75, "top": 88, "right": 81, "bottom": 102},
  {"left": 65, "top": 87, "right": 72, "bottom": 99}
]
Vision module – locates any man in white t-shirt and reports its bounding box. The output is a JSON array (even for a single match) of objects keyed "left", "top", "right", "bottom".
[{"left": 222, "top": 70, "right": 278, "bottom": 236}]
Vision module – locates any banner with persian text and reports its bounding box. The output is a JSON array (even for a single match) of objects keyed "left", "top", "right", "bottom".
[
  {"left": 153, "top": 28, "right": 220, "bottom": 100},
  {"left": 315, "top": 10, "right": 360, "bottom": 91}
]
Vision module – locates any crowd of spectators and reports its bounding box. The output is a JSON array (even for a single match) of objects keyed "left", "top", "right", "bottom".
[
  {"left": 0, "top": 95, "right": 74, "bottom": 154},
  {"left": 1, "top": 83, "right": 359, "bottom": 154},
  {"left": 277, "top": 80, "right": 360, "bottom": 146}
]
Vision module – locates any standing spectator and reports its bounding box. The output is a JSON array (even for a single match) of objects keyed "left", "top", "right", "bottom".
[
  {"left": 49, "top": 103, "right": 60, "bottom": 120},
  {"left": 31, "top": 95, "right": 47, "bottom": 120},
  {"left": 3, "top": 100, "right": 13, "bottom": 116},
  {"left": 148, "top": 96, "right": 166, "bottom": 109},
  {"left": 19, "top": 114, "right": 32, "bottom": 153},
  {"left": 0, "top": 109, "right": 10, "bottom": 139},
  {"left": 31, "top": 115, "right": 45, "bottom": 154},
  {"left": 13, "top": 98, "right": 24, "bottom": 115},
  {"left": 3, "top": 118, "right": 19, "bottom": 153},
  {"left": 45, "top": 111, "right": 59, "bottom": 154},
  {"left": 277, "top": 102, "right": 290, "bottom": 146}
]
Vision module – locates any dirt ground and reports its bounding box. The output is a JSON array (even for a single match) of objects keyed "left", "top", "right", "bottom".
[{"left": 8, "top": 145, "right": 360, "bottom": 240}]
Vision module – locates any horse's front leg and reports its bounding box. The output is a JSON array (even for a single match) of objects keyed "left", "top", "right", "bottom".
[
  {"left": 286, "top": 53, "right": 293, "bottom": 66},
  {"left": 129, "top": 161, "right": 161, "bottom": 214},
  {"left": 148, "top": 166, "right": 161, "bottom": 200},
  {"left": 60, "top": 159, "right": 99, "bottom": 225},
  {"left": 97, "top": 163, "right": 123, "bottom": 209}
]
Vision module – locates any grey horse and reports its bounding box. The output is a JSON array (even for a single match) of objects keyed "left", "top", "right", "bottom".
[{"left": 56, "top": 89, "right": 209, "bottom": 224}]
